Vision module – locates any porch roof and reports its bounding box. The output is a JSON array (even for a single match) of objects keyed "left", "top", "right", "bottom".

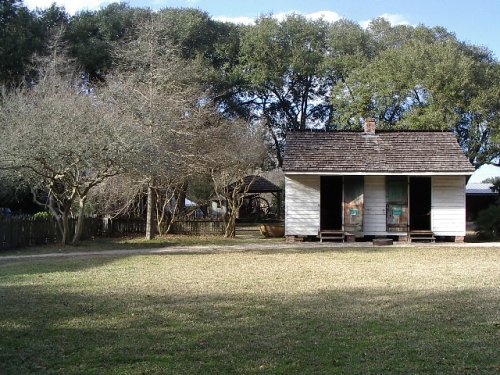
[
  {"left": 466, "top": 182, "right": 497, "bottom": 195},
  {"left": 283, "top": 131, "right": 474, "bottom": 174}
]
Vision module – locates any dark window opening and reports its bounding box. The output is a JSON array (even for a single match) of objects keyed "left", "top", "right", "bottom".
[
  {"left": 321, "top": 176, "right": 343, "bottom": 230},
  {"left": 410, "top": 177, "right": 432, "bottom": 231}
]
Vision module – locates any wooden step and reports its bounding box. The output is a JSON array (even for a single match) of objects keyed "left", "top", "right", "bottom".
[
  {"left": 320, "top": 230, "right": 344, "bottom": 243},
  {"left": 409, "top": 230, "right": 435, "bottom": 243}
]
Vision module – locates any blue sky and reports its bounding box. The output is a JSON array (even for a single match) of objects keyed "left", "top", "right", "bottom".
[{"left": 25, "top": 0, "right": 500, "bottom": 59}]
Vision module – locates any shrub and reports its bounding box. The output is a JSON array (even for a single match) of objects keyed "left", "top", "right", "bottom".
[
  {"left": 32, "top": 211, "right": 50, "bottom": 220},
  {"left": 475, "top": 205, "right": 500, "bottom": 239}
]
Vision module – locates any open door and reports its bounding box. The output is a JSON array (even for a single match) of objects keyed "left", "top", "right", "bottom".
[
  {"left": 320, "top": 176, "right": 343, "bottom": 231},
  {"left": 409, "top": 177, "right": 432, "bottom": 231},
  {"left": 386, "top": 176, "right": 408, "bottom": 232},
  {"left": 344, "top": 176, "right": 364, "bottom": 233}
]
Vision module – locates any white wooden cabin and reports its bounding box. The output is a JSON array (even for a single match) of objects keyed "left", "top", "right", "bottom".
[{"left": 283, "top": 121, "right": 475, "bottom": 242}]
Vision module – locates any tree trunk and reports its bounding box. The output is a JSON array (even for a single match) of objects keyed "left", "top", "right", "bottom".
[
  {"left": 146, "top": 184, "right": 156, "bottom": 240},
  {"left": 71, "top": 197, "right": 86, "bottom": 245},
  {"left": 223, "top": 176, "right": 259, "bottom": 238},
  {"left": 165, "top": 183, "right": 186, "bottom": 234},
  {"left": 34, "top": 191, "right": 64, "bottom": 242},
  {"left": 177, "top": 183, "right": 187, "bottom": 212},
  {"left": 224, "top": 213, "right": 236, "bottom": 238},
  {"left": 61, "top": 206, "right": 70, "bottom": 245},
  {"left": 265, "top": 118, "right": 283, "bottom": 168},
  {"left": 155, "top": 188, "right": 167, "bottom": 236},
  {"left": 223, "top": 191, "right": 240, "bottom": 238}
]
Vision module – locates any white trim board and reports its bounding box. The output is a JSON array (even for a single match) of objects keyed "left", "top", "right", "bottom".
[{"left": 285, "top": 171, "right": 473, "bottom": 176}]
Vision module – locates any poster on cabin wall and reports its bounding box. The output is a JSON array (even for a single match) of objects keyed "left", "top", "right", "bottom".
[
  {"left": 386, "top": 176, "right": 408, "bottom": 232},
  {"left": 344, "top": 176, "right": 364, "bottom": 233}
]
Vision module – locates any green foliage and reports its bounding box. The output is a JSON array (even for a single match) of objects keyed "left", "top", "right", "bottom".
[
  {"left": 37, "top": 3, "right": 68, "bottom": 30},
  {"left": 326, "top": 19, "right": 374, "bottom": 81},
  {"left": 187, "top": 175, "right": 215, "bottom": 204},
  {"left": 65, "top": 4, "right": 148, "bottom": 80},
  {"left": 0, "top": 0, "right": 40, "bottom": 86},
  {"left": 0, "top": 174, "right": 38, "bottom": 214},
  {"left": 475, "top": 205, "right": 500, "bottom": 239},
  {"left": 65, "top": 11, "right": 111, "bottom": 78},
  {"left": 0, "top": 2, "right": 72, "bottom": 86},
  {"left": 485, "top": 177, "right": 500, "bottom": 194},
  {"left": 32, "top": 211, "right": 49, "bottom": 220},
  {"left": 237, "top": 14, "right": 332, "bottom": 164},
  {"left": 1, "top": 3, "right": 499, "bottom": 181},
  {"left": 36, "top": 3, "right": 68, "bottom": 45},
  {"left": 475, "top": 177, "right": 500, "bottom": 240},
  {"left": 234, "top": 14, "right": 500, "bottom": 166},
  {"left": 332, "top": 27, "right": 500, "bottom": 165},
  {"left": 157, "top": 8, "right": 220, "bottom": 61}
]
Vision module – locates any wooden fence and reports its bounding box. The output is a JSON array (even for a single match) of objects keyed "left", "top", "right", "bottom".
[
  {"left": 0, "top": 217, "right": 58, "bottom": 250},
  {"left": 0, "top": 217, "right": 224, "bottom": 251},
  {"left": 168, "top": 220, "right": 225, "bottom": 235}
]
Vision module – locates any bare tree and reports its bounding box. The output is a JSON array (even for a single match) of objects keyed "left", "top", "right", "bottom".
[
  {"left": 109, "top": 13, "right": 210, "bottom": 239},
  {"left": 152, "top": 179, "right": 187, "bottom": 235},
  {"left": 87, "top": 175, "right": 145, "bottom": 219},
  {"left": 0, "top": 70, "right": 138, "bottom": 244},
  {"left": 200, "top": 118, "right": 268, "bottom": 237}
]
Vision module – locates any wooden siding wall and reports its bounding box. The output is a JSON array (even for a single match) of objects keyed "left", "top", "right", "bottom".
[
  {"left": 285, "top": 175, "right": 320, "bottom": 236},
  {"left": 431, "top": 176, "right": 466, "bottom": 236},
  {"left": 363, "top": 176, "right": 387, "bottom": 235},
  {"left": 285, "top": 174, "right": 467, "bottom": 237}
]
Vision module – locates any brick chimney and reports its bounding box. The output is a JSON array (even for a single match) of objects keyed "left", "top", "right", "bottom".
[{"left": 364, "top": 118, "right": 376, "bottom": 134}]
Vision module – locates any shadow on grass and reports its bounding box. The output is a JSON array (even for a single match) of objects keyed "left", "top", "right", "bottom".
[
  {"left": 0, "top": 256, "right": 128, "bottom": 277},
  {"left": 0, "top": 237, "right": 176, "bottom": 257},
  {"left": 0, "top": 236, "right": 283, "bottom": 258},
  {"left": 0, "top": 283, "right": 497, "bottom": 374}
]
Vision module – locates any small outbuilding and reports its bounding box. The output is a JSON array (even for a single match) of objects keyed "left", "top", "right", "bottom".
[
  {"left": 466, "top": 183, "right": 498, "bottom": 222},
  {"left": 283, "top": 121, "right": 475, "bottom": 242},
  {"left": 208, "top": 176, "right": 282, "bottom": 219},
  {"left": 465, "top": 164, "right": 500, "bottom": 223}
]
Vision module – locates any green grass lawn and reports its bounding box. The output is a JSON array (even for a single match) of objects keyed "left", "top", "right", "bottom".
[{"left": 0, "top": 246, "right": 498, "bottom": 374}]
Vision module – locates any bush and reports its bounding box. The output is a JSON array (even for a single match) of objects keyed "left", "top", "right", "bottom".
[
  {"left": 32, "top": 211, "right": 50, "bottom": 220},
  {"left": 475, "top": 205, "right": 500, "bottom": 239}
]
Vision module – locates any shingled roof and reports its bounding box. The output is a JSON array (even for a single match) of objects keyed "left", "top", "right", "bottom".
[
  {"left": 243, "top": 176, "right": 281, "bottom": 193},
  {"left": 229, "top": 176, "right": 282, "bottom": 193},
  {"left": 283, "top": 131, "right": 474, "bottom": 174}
]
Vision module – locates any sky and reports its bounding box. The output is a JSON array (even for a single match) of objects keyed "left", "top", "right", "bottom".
[
  {"left": 468, "top": 164, "right": 500, "bottom": 184},
  {"left": 24, "top": 0, "right": 500, "bottom": 60}
]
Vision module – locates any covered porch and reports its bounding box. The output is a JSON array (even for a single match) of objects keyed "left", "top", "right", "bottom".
[{"left": 285, "top": 174, "right": 467, "bottom": 243}]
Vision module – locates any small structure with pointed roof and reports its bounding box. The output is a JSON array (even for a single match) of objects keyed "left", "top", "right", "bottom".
[{"left": 209, "top": 176, "right": 282, "bottom": 219}]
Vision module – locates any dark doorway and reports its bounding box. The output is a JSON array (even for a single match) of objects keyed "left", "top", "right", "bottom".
[
  {"left": 321, "top": 176, "right": 343, "bottom": 230},
  {"left": 410, "top": 177, "right": 432, "bottom": 231}
]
